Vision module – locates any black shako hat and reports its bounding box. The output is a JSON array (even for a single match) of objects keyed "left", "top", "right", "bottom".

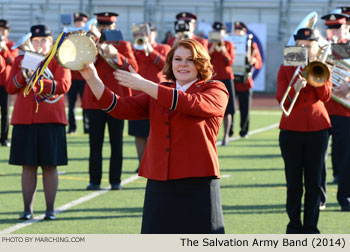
[
  {"left": 293, "top": 28, "right": 318, "bottom": 41},
  {"left": 234, "top": 21, "right": 247, "bottom": 31},
  {"left": 0, "top": 19, "right": 10, "bottom": 29},
  {"left": 321, "top": 13, "right": 348, "bottom": 29},
  {"left": 73, "top": 12, "right": 89, "bottom": 22},
  {"left": 30, "top": 24, "right": 52, "bottom": 38},
  {"left": 175, "top": 12, "right": 197, "bottom": 21},
  {"left": 339, "top": 6, "right": 350, "bottom": 15},
  {"left": 94, "top": 12, "right": 119, "bottom": 25},
  {"left": 212, "top": 21, "right": 226, "bottom": 31}
]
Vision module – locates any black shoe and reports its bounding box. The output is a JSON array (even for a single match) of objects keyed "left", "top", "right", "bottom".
[
  {"left": 229, "top": 126, "right": 233, "bottom": 137},
  {"left": 1, "top": 140, "right": 10, "bottom": 147},
  {"left": 19, "top": 212, "right": 33, "bottom": 220},
  {"left": 44, "top": 213, "right": 56, "bottom": 220},
  {"left": 341, "top": 205, "right": 350, "bottom": 211},
  {"left": 222, "top": 136, "right": 229, "bottom": 146},
  {"left": 86, "top": 183, "right": 100, "bottom": 190},
  {"left": 111, "top": 183, "right": 122, "bottom": 190},
  {"left": 319, "top": 203, "right": 326, "bottom": 211},
  {"left": 67, "top": 129, "right": 76, "bottom": 135},
  {"left": 332, "top": 176, "right": 339, "bottom": 184}
]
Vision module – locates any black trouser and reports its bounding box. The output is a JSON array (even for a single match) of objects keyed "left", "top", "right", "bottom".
[
  {"left": 329, "top": 115, "right": 350, "bottom": 179},
  {"left": 87, "top": 109, "right": 124, "bottom": 185},
  {"left": 67, "top": 79, "right": 89, "bottom": 133},
  {"left": 337, "top": 156, "right": 350, "bottom": 208},
  {"left": 0, "top": 86, "right": 9, "bottom": 144},
  {"left": 279, "top": 129, "right": 329, "bottom": 234},
  {"left": 221, "top": 79, "right": 236, "bottom": 115},
  {"left": 320, "top": 133, "right": 330, "bottom": 204},
  {"left": 236, "top": 89, "right": 252, "bottom": 137},
  {"left": 329, "top": 116, "right": 350, "bottom": 208}
]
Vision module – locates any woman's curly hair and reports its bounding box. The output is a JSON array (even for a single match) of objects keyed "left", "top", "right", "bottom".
[{"left": 163, "top": 39, "right": 214, "bottom": 82}]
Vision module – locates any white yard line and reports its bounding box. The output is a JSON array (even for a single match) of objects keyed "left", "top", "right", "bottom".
[
  {"left": 216, "top": 123, "right": 279, "bottom": 146},
  {"left": 1, "top": 123, "right": 279, "bottom": 234}
]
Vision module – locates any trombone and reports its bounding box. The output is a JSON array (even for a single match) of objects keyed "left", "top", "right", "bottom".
[{"left": 280, "top": 43, "right": 331, "bottom": 117}]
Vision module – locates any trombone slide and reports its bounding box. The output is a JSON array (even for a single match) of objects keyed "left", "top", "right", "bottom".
[{"left": 279, "top": 66, "right": 303, "bottom": 117}]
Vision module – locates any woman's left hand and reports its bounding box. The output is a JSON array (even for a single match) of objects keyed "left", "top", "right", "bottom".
[{"left": 113, "top": 66, "right": 147, "bottom": 91}]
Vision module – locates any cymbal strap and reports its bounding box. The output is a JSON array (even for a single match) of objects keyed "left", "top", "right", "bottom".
[{"left": 24, "top": 32, "right": 67, "bottom": 112}]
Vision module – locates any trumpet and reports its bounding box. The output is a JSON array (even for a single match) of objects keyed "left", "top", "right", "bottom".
[
  {"left": 280, "top": 44, "right": 331, "bottom": 117},
  {"left": 134, "top": 36, "right": 147, "bottom": 47},
  {"left": 132, "top": 23, "right": 151, "bottom": 56},
  {"left": 133, "top": 36, "right": 150, "bottom": 56}
]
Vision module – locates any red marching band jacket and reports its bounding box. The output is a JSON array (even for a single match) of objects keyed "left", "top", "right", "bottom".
[
  {"left": 133, "top": 42, "right": 171, "bottom": 95},
  {"left": 0, "top": 38, "right": 18, "bottom": 86},
  {"left": 6, "top": 56, "right": 71, "bottom": 125},
  {"left": 208, "top": 40, "right": 235, "bottom": 80},
  {"left": 0, "top": 54, "right": 6, "bottom": 84},
  {"left": 82, "top": 40, "right": 138, "bottom": 109},
  {"left": 234, "top": 42, "right": 262, "bottom": 92},
  {"left": 325, "top": 96, "right": 350, "bottom": 117},
  {"left": 167, "top": 35, "right": 209, "bottom": 51},
  {"left": 276, "top": 65, "right": 332, "bottom": 132},
  {"left": 95, "top": 79, "right": 228, "bottom": 181}
]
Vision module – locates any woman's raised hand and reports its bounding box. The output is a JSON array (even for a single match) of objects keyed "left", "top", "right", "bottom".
[
  {"left": 113, "top": 66, "right": 147, "bottom": 91},
  {"left": 79, "top": 63, "right": 98, "bottom": 82}
]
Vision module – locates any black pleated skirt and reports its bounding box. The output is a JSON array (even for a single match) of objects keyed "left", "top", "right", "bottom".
[
  {"left": 9, "top": 123, "right": 67, "bottom": 166},
  {"left": 128, "top": 119, "right": 150, "bottom": 137},
  {"left": 221, "top": 79, "right": 236, "bottom": 115},
  {"left": 141, "top": 177, "right": 225, "bottom": 234}
]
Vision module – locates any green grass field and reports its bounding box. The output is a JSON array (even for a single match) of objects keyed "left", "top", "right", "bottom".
[{"left": 0, "top": 109, "right": 349, "bottom": 234}]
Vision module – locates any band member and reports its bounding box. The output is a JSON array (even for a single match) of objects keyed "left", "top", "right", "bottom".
[
  {"left": 277, "top": 28, "right": 332, "bottom": 233},
  {"left": 231, "top": 21, "right": 262, "bottom": 138},
  {"left": 0, "top": 19, "right": 18, "bottom": 146},
  {"left": 166, "top": 12, "right": 208, "bottom": 50},
  {"left": 82, "top": 12, "right": 138, "bottom": 190},
  {"left": 131, "top": 23, "right": 171, "bottom": 172},
  {"left": 80, "top": 39, "right": 227, "bottom": 234},
  {"left": 6, "top": 25, "right": 71, "bottom": 220},
  {"left": 321, "top": 13, "right": 350, "bottom": 211},
  {"left": 208, "top": 21, "right": 235, "bottom": 145},
  {"left": 67, "top": 12, "right": 89, "bottom": 134},
  {"left": 0, "top": 54, "right": 6, "bottom": 109}
]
